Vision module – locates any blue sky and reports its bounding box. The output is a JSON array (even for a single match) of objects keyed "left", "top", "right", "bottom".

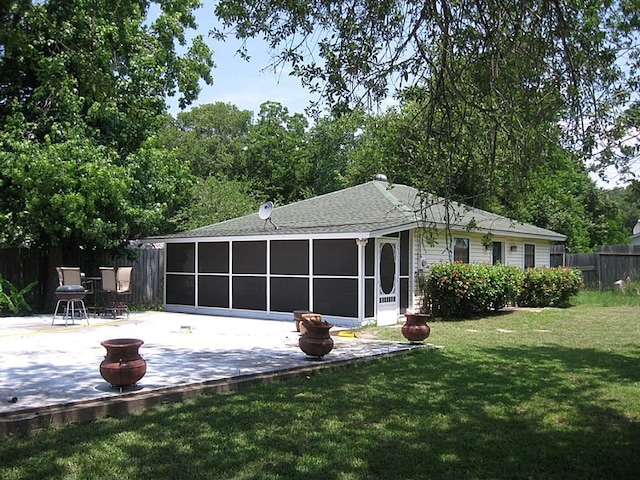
[{"left": 166, "top": 7, "right": 315, "bottom": 117}]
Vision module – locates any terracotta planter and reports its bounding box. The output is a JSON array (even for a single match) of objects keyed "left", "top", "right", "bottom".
[
  {"left": 299, "top": 314, "right": 334, "bottom": 358},
  {"left": 99, "top": 338, "right": 147, "bottom": 387},
  {"left": 401, "top": 313, "right": 431, "bottom": 343}
]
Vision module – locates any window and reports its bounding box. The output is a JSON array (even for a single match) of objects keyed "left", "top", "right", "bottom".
[
  {"left": 492, "top": 242, "right": 503, "bottom": 265},
  {"left": 524, "top": 244, "right": 535, "bottom": 268},
  {"left": 453, "top": 238, "right": 470, "bottom": 263}
]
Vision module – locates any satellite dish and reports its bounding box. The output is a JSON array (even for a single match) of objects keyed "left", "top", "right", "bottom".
[
  {"left": 258, "top": 201, "right": 274, "bottom": 220},
  {"left": 258, "top": 201, "right": 279, "bottom": 229}
]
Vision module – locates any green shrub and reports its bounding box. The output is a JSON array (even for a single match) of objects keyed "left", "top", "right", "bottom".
[
  {"left": 517, "top": 267, "right": 583, "bottom": 308},
  {"left": 425, "top": 264, "right": 584, "bottom": 318},
  {"left": 425, "top": 263, "right": 523, "bottom": 319},
  {"left": 0, "top": 274, "right": 38, "bottom": 316}
]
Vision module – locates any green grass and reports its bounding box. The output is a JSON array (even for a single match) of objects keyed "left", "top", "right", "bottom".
[
  {"left": 573, "top": 289, "right": 640, "bottom": 307},
  {"left": 1, "top": 291, "right": 639, "bottom": 479}
]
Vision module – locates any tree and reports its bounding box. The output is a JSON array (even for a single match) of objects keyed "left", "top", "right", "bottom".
[
  {"left": 1, "top": 0, "right": 213, "bottom": 152},
  {"left": 159, "top": 102, "right": 253, "bottom": 178},
  {"left": 606, "top": 184, "right": 640, "bottom": 235},
  {"left": 242, "top": 101, "right": 310, "bottom": 204},
  {"left": 214, "top": 0, "right": 640, "bottom": 214},
  {"left": 0, "top": 124, "right": 192, "bottom": 249},
  {"left": 0, "top": 0, "right": 213, "bottom": 308},
  {"left": 172, "top": 176, "right": 260, "bottom": 231},
  {"left": 0, "top": 0, "right": 213, "bottom": 247},
  {"left": 304, "top": 110, "right": 366, "bottom": 195},
  {"left": 342, "top": 104, "right": 629, "bottom": 251}
]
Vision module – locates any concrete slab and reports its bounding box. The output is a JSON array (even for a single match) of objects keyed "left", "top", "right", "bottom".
[{"left": 0, "top": 312, "right": 423, "bottom": 436}]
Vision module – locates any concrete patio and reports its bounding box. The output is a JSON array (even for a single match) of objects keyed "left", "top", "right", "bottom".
[{"left": 1, "top": 311, "right": 426, "bottom": 436}]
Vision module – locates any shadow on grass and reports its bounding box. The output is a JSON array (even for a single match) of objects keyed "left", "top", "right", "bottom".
[{"left": 2, "top": 345, "right": 639, "bottom": 479}]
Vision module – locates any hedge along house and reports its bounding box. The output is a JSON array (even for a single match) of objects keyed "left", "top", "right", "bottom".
[{"left": 157, "top": 178, "right": 566, "bottom": 327}]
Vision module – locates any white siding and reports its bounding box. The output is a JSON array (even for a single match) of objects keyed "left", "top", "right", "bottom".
[
  {"left": 535, "top": 242, "right": 551, "bottom": 267},
  {"left": 504, "top": 238, "right": 552, "bottom": 268}
]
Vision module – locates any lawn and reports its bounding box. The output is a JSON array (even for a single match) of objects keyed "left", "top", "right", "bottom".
[{"left": 1, "top": 292, "right": 639, "bottom": 479}]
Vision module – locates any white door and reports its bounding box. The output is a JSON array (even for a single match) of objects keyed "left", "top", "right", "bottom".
[{"left": 376, "top": 238, "right": 399, "bottom": 326}]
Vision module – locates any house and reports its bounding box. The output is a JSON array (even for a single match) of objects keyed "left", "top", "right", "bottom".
[
  {"left": 630, "top": 220, "right": 640, "bottom": 246},
  {"left": 156, "top": 178, "right": 566, "bottom": 326}
]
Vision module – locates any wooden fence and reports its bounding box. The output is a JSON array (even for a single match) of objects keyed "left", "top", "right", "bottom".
[
  {"left": 0, "top": 245, "right": 164, "bottom": 312},
  {"left": 560, "top": 245, "right": 640, "bottom": 290}
]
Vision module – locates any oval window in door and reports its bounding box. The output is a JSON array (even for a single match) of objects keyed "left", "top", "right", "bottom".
[{"left": 380, "top": 243, "right": 395, "bottom": 294}]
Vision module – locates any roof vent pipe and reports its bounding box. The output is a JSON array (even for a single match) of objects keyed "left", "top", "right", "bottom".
[{"left": 373, "top": 173, "right": 387, "bottom": 181}]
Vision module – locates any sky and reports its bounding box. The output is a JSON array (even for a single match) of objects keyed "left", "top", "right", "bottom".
[{"left": 166, "top": 6, "right": 316, "bottom": 117}]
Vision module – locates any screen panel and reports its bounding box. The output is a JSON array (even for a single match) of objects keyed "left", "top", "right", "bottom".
[
  {"left": 198, "top": 242, "right": 229, "bottom": 273},
  {"left": 271, "top": 240, "right": 309, "bottom": 275},
  {"left": 400, "top": 277, "right": 409, "bottom": 310},
  {"left": 166, "top": 243, "right": 195, "bottom": 273},
  {"left": 365, "top": 278, "right": 375, "bottom": 318},
  {"left": 379, "top": 242, "right": 395, "bottom": 294},
  {"left": 166, "top": 274, "right": 195, "bottom": 305},
  {"left": 400, "top": 230, "right": 409, "bottom": 276},
  {"left": 198, "top": 275, "right": 229, "bottom": 308},
  {"left": 313, "top": 278, "right": 358, "bottom": 317},
  {"left": 232, "top": 241, "right": 267, "bottom": 274},
  {"left": 365, "top": 241, "right": 375, "bottom": 277},
  {"left": 313, "top": 239, "right": 357, "bottom": 276},
  {"left": 270, "top": 277, "right": 309, "bottom": 313},
  {"left": 232, "top": 276, "right": 267, "bottom": 310}
]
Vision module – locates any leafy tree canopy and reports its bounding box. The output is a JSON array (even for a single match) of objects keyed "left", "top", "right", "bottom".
[
  {"left": 160, "top": 102, "right": 253, "bottom": 179},
  {"left": 214, "top": 0, "right": 639, "bottom": 185},
  {"left": 161, "top": 99, "right": 630, "bottom": 251},
  {"left": 0, "top": 0, "right": 213, "bottom": 254},
  {"left": 606, "top": 183, "right": 640, "bottom": 234}
]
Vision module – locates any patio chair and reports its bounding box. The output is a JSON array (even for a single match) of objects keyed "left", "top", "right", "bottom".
[
  {"left": 56, "top": 266, "right": 94, "bottom": 293},
  {"left": 57, "top": 267, "right": 82, "bottom": 286},
  {"left": 99, "top": 266, "right": 132, "bottom": 318}
]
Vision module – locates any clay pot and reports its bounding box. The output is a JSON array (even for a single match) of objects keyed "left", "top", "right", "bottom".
[
  {"left": 299, "top": 315, "right": 334, "bottom": 358},
  {"left": 99, "top": 338, "right": 147, "bottom": 387},
  {"left": 401, "top": 313, "right": 431, "bottom": 343}
]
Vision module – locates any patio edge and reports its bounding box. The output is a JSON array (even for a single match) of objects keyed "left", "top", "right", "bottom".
[{"left": 1, "top": 345, "right": 425, "bottom": 438}]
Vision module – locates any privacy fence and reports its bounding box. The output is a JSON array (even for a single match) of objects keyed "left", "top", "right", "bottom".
[
  {"left": 553, "top": 245, "right": 640, "bottom": 290},
  {"left": 0, "top": 244, "right": 164, "bottom": 312}
]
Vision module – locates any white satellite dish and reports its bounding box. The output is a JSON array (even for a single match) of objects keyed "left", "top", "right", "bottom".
[
  {"left": 258, "top": 201, "right": 279, "bottom": 229},
  {"left": 258, "top": 201, "right": 274, "bottom": 220}
]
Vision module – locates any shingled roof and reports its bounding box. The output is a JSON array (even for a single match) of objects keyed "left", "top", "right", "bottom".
[{"left": 158, "top": 180, "right": 566, "bottom": 241}]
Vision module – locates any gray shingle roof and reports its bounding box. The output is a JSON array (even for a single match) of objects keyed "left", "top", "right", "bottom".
[{"left": 158, "top": 180, "right": 566, "bottom": 241}]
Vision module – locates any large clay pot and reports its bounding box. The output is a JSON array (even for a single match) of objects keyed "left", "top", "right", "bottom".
[
  {"left": 299, "top": 314, "right": 334, "bottom": 358},
  {"left": 100, "top": 338, "right": 147, "bottom": 387},
  {"left": 401, "top": 313, "right": 431, "bottom": 343}
]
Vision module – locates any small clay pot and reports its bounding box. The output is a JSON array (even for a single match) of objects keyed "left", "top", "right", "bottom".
[{"left": 401, "top": 313, "right": 431, "bottom": 343}]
